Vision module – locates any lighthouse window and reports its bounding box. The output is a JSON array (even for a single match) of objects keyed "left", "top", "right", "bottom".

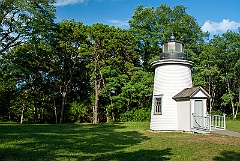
[{"left": 154, "top": 97, "right": 162, "bottom": 115}]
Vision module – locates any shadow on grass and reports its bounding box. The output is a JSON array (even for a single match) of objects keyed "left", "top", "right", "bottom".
[
  {"left": 0, "top": 123, "right": 172, "bottom": 160},
  {"left": 213, "top": 151, "right": 240, "bottom": 161},
  {"left": 92, "top": 148, "right": 172, "bottom": 161}
]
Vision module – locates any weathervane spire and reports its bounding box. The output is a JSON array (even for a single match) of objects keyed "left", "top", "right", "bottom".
[{"left": 170, "top": 31, "right": 175, "bottom": 41}]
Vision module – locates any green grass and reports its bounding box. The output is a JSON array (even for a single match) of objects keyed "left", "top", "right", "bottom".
[
  {"left": 227, "top": 119, "right": 240, "bottom": 132},
  {"left": 0, "top": 121, "right": 240, "bottom": 161}
]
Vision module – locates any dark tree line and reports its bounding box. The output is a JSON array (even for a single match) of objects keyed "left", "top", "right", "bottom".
[{"left": 0, "top": 1, "right": 239, "bottom": 123}]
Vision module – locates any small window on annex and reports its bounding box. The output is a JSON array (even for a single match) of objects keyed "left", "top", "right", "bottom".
[{"left": 154, "top": 96, "right": 162, "bottom": 115}]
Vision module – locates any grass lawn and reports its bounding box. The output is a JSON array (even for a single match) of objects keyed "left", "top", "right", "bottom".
[
  {"left": 227, "top": 119, "right": 240, "bottom": 133},
  {"left": 0, "top": 121, "right": 240, "bottom": 161}
]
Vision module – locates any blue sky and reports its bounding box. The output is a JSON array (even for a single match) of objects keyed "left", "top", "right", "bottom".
[{"left": 55, "top": 0, "right": 240, "bottom": 35}]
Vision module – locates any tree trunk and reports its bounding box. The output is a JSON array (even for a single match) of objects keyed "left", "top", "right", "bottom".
[
  {"left": 106, "top": 98, "right": 113, "bottom": 123},
  {"left": 233, "top": 87, "right": 240, "bottom": 119},
  {"left": 93, "top": 53, "right": 100, "bottom": 124},
  {"left": 93, "top": 79, "right": 99, "bottom": 124},
  {"left": 20, "top": 107, "right": 24, "bottom": 124},
  {"left": 234, "top": 106, "right": 239, "bottom": 119},
  {"left": 59, "top": 89, "right": 67, "bottom": 124},
  {"left": 227, "top": 79, "right": 235, "bottom": 119},
  {"left": 231, "top": 99, "right": 235, "bottom": 119},
  {"left": 53, "top": 98, "right": 58, "bottom": 124},
  {"left": 106, "top": 108, "right": 109, "bottom": 123},
  {"left": 33, "top": 105, "right": 37, "bottom": 124},
  {"left": 8, "top": 111, "right": 11, "bottom": 121},
  {"left": 112, "top": 111, "right": 115, "bottom": 122}
]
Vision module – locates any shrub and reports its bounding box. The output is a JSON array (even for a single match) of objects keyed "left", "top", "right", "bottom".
[
  {"left": 134, "top": 109, "right": 150, "bottom": 122},
  {"left": 119, "top": 111, "right": 134, "bottom": 122}
]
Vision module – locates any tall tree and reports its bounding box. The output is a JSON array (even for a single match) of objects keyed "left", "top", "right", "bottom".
[
  {"left": 85, "top": 24, "right": 152, "bottom": 123},
  {"left": 53, "top": 20, "right": 88, "bottom": 124},
  {"left": 98, "top": 28, "right": 145, "bottom": 122},
  {"left": 85, "top": 24, "right": 115, "bottom": 124},
  {"left": 86, "top": 24, "right": 140, "bottom": 123},
  {"left": 129, "top": 4, "right": 206, "bottom": 69},
  {"left": 192, "top": 43, "right": 221, "bottom": 112}
]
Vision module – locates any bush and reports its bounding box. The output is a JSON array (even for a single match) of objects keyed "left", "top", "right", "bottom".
[
  {"left": 68, "top": 101, "right": 87, "bottom": 122},
  {"left": 119, "top": 109, "right": 150, "bottom": 122},
  {"left": 119, "top": 111, "right": 134, "bottom": 122},
  {"left": 134, "top": 109, "right": 150, "bottom": 122}
]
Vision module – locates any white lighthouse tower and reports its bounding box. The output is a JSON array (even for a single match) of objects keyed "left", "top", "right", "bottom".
[{"left": 150, "top": 36, "right": 194, "bottom": 131}]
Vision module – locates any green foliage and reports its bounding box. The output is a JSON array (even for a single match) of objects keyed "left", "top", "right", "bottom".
[
  {"left": 53, "top": 19, "right": 89, "bottom": 124},
  {"left": 0, "top": 0, "right": 56, "bottom": 53},
  {"left": 129, "top": 4, "right": 206, "bottom": 70},
  {"left": 193, "top": 31, "right": 240, "bottom": 117},
  {"left": 119, "top": 109, "right": 150, "bottom": 122},
  {"left": 69, "top": 101, "right": 87, "bottom": 122},
  {"left": 134, "top": 109, "right": 150, "bottom": 122},
  {"left": 119, "top": 110, "right": 134, "bottom": 122},
  {"left": 0, "top": 2, "right": 239, "bottom": 123},
  {"left": 221, "top": 93, "right": 235, "bottom": 106},
  {"left": 210, "top": 110, "right": 225, "bottom": 116}
]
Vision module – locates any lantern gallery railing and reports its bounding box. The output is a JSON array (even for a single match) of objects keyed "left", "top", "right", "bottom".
[{"left": 192, "top": 113, "right": 226, "bottom": 132}]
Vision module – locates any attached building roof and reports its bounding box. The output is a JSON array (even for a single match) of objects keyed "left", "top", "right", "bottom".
[{"left": 172, "top": 86, "right": 211, "bottom": 100}]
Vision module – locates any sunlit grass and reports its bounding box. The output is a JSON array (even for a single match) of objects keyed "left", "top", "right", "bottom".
[
  {"left": 0, "top": 121, "right": 240, "bottom": 161},
  {"left": 227, "top": 119, "right": 240, "bottom": 132}
]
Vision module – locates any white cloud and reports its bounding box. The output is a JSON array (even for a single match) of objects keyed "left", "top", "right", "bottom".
[
  {"left": 55, "top": 0, "right": 87, "bottom": 6},
  {"left": 107, "top": 20, "right": 129, "bottom": 28},
  {"left": 201, "top": 19, "right": 240, "bottom": 34}
]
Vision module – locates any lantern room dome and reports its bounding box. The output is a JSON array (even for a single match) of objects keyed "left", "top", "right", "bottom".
[{"left": 160, "top": 36, "right": 187, "bottom": 60}]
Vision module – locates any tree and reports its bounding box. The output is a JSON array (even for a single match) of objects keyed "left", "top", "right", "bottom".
[
  {"left": 86, "top": 24, "right": 138, "bottom": 123},
  {"left": 0, "top": 0, "right": 56, "bottom": 53},
  {"left": 85, "top": 24, "right": 116, "bottom": 124},
  {"left": 86, "top": 24, "right": 152, "bottom": 123},
  {"left": 98, "top": 30, "right": 144, "bottom": 122},
  {"left": 0, "top": 0, "right": 56, "bottom": 123},
  {"left": 0, "top": 69, "right": 18, "bottom": 121},
  {"left": 3, "top": 19, "right": 89, "bottom": 124},
  {"left": 194, "top": 31, "right": 240, "bottom": 118},
  {"left": 2, "top": 40, "right": 55, "bottom": 123},
  {"left": 213, "top": 31, "right": 240, "bottom": 119},
  {"left": 129, "top": 4, "right": 206, "bottom": 69},
  {"left": 192, "top": 43, "right": 221, "bottom": 112},
  {"left": 52, "top": 20, "right": 88, "bottom": 124}
]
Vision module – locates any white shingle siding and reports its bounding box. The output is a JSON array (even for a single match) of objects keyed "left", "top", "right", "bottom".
[{"left": 150, "top": 60, "right": 193, "bottom": 131}]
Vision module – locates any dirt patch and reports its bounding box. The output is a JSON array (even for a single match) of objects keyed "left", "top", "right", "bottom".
[
  {"left": 188, "top": 134, "right": 240, "bottom": 146},
  {"left": 165, "top": 132, "right": 240, "bottom": 146}
]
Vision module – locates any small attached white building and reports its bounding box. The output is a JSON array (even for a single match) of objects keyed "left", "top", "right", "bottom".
[{"left": 172, "top": 86, "right": 211, "bottom": 132}]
